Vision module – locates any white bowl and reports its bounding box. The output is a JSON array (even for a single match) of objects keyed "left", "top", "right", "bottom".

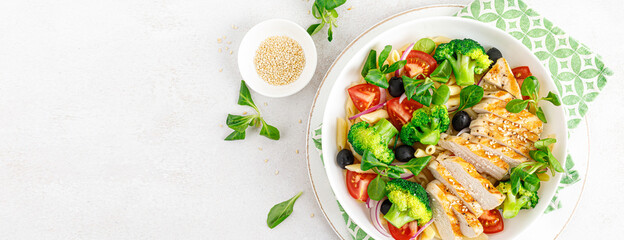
[
  {"left": 238, "top": 19, "right": 317, "bottom": 98},
  {"left": 321, "top": 16, "right": 567, "bottom": 240}
]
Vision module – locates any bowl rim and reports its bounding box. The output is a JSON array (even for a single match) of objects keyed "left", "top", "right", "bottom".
[{"left": 320, "top": 16, "right": 568, "bottom": 240}]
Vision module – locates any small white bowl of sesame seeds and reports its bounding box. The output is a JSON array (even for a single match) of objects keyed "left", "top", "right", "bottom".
[{"left": 238, "top": 19, "right": 317, "bottom": 98}]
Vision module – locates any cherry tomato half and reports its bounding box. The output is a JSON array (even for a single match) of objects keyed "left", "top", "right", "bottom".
[
  {"left": 348, "top": 83, "right": 382, "bottom": 112},
  {"left": 386, "top": 97, "right": 423, "bottom": 129},
  {"left": 345, "top": 170, "right": 377, "bottom": 202},
  {"left": 479, "top": 209, "right": 504, "bottom": 234},
  {"left": 404, "top": 50, "right": 438, "bottom": 79},
  {"left": 387, "top": 220, "right": 419, "bottom": 240}
]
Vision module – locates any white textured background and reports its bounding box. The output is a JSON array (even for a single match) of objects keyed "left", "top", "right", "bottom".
[{"left": 0, "top": 0, "right": 621, "bottom": 239}]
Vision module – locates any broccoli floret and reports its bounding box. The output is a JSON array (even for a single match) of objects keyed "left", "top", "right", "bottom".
[
  {"left": 497, "top": 181, "right": 539, "bottom": 219},
  {"left": 400, "top": 105, "right": 450, "bottom": 145},
  {"left": 384, "top": 179, "right": 432, "bottom": 228},
  {"left": 433, "top": 38, "right": 493, "bottom": 86},
  {"left": 347, "top": 118, "right": 398, "bottom": 165}
]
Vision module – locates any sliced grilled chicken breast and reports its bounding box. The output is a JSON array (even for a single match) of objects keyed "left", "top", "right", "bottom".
[
  {"left": 472, "top": 98, "right": 543, "bottom": 133},
  {"left": 426, "top": 181, "right": 464, "bottom": 240},
  {"left": 438, "top": 156, "right": 505, "bottom": 210},
  {"left": 428, "top": 160, "right": 484, "bottom": 217},
  {"left": 429, "top": 180, "right": 484, "bottom": 238},
  {"left": 438, "top": 133, "right": 509, "bottom": 180},
  {"left": 482, "top": 91, "right": 514, "bottom": 101},
  {"left": 470, "top": 126, "right": 535, "bottom": 158},
  {"left": 481, "top": 58, "right": 522, "bottom": 99},
  {"left": 462, "top": 133, "right": 529, "bottom": 168},
  {"left": 470, "top": 113, "right": 540, "bottom": 141}
]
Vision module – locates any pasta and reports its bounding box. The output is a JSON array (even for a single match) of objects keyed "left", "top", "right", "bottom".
[
  {"left": 336, "top": 118, "right": 348, "bottom": 150},
  {"left": 425, "top": 145, "right": 436, "bottom": 155},
  {"left": 446, "top": 96, "right": 460, "bottom": 110},
  {"left": 359, "top": 109, "right": 389, "bottom": 124},
  {"left": 419, "top": 223, "right": 437, "bottom": 240},
  {"left": 414, "top": 148, "right": 428, "bottom": 158},
  {"left": 345, "top": 96, "right": 358, "bottom": 121},
  {"left": 387, "top": 49, "right": 400, "bottom": 65},
  {"left": 431, "top": 36, "right": 452, "bottom": 45},
  {"left": 448, "top": 85, "right": 461, "bottom": 96}
]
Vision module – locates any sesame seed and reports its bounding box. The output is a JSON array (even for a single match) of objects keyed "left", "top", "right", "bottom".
[
  {"left": 218, "top": 48, "right": 222, "bottom": 53},
  {"left": 296, "top": 149, "right": 299, "bottom": 154},
  {"left": 347, "top": 6, "right": 352, "bottom": 10},
  {"left": 308, "top": 10, "right": 311, "bottom": 14},
  {"left": 242, "top": 111, "right": 247, "bottom": 115},
  {"left": 219, "top": 124, "right": 223, "bottom": 128},
  {"left": 299, "top": 119, "right": 302, "bottom": 124},
  {"left": 258, "top": 147, "right": 263, "bottom": 151},
  {"left": 223, "top": 36, "right": 227, "bottom": 39},
  {"left": 264, "top": 102, "right": 268, "bottom": 106},
  {"left": 310, "top": 213, "right": 315, "bottom": 218},
  {"left": 275, "top": 170, "right": 279, "bottom": 175},
  {"left": 254, "top": 36, "right": 305, "bottom": 86},
  {"left": 227, "top": 41, "right": 232, "bottom": 44},
  {"left": 219, "top": 68, "right": 223, "bottom": 72},
  {"left": 225, "top": 46, "right": 229, "bottom": 50},
  {"left": 229, "top": 50, "right": 233, "bottom": 55},
  {"left": 217, "top": 38, "right": 222, "bottom": 43},
  {"left": 232, "top": 24, "right": 238, "bottom": 29}
]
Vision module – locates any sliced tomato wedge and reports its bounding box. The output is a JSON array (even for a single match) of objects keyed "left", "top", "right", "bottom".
[
  {"left": 403, "top": 50, "right": 438, "bottom": 79},
  {"left": 386, "top": 97, "right": 423, "bottom": 129},
  {"left": 348, "top": 84, "right": 381, "bottom": 112},
  {"left": 345, "top": 170, "right": 377, "bottom": 202},
  {"left": 387, "top": 220, "right": 418, "bottom": 240},
  {"left": 479, "top": 209, "right": 504, "bottom": 234}
]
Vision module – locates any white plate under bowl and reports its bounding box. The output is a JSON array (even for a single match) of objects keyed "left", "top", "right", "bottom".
[
  {"left": 238, "top": 19, "right": 317, "bottom": 98},
  {"left": 320, "top": 16, "right": 567, "bottom": 240}
]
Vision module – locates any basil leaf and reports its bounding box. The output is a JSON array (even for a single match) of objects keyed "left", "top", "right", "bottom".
[
  {"left": 364, "top": 69, "right": 389, "bottom": 88},
  {"left": 413, "top": 38, "right": 436, "bottom": 54},
  {"left": 386, "top": 165, "right": 405, "bottom": 179},
  {"left": 367, "top": 175, "right": 387, "bottom": 201},
  {"left": 384, "top": 60, "right": 406, "bottom": 74},
  {"left": 267, "top": 192, "right": 303, "bottom": 229},
  {"left": 529, "top": 150, "right": 548, "bottom": 163},
  {"left": 457, "top": 85, "right": 484, "bottom": 111},
  {"left": 401, "top": 156, "right": 432, "bottom": 176},
  {"left": 505, "top": 99, "right": 529, "bottom": 113},
  {"left": 260, "top": 119, "right": 280, "bottom": 140},
  {"left": 361, "top": 50, "right": 377, "bottom": 77},
  {"left": 378, "top": 45, "right": 393, "bottom": 68},
  {"left": 361, "top": 151, "right": 387, "bottom": 171},
  {"left": 432, "top": 85, "right": 450, "bottom": 105},
  {"left": 547, "top": 150, "right": 564, "bottom": 173},
  {"left": 534, "top": 138, "right": 556, "bottom": 151},
  {"left": 412, "top": 88, "right": 432, "bottom": 106},
  {"left": 402, "top": 76, "right": 422, "bottom": 99},
  {"left": 429, "top": 60, "right": 452, "bottom": 83},
  {"left": 543, "top": 91, "right": 561, "bottom": 106},
  {"left": 535, "top": 106, "right": 547, "bottom": 123},
  {"left": 237, "top": 80, "right": 259, "bottom": 111},
  {"left": 224, "top": 130, "right": 246, "bottom": 141},
  {"left": 510, "top": 168, "right": 522, "bottom": 195},
  {"left": 226, "top": 114, "right": 257, "bottom": 132},
  {"left": 520, "top": 76, "right": 539, "bottom": 100},
  {"left": 307, "top": 23, "right": 324, "bottom": 36},
  {"left": 316, "top": 0, "right": 346, "bottom": 10}
]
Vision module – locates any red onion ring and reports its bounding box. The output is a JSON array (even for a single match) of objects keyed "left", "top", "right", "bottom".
[
  {"left": 379, "top": 86, "right": 387, "bottom": 103},
  {"left": 399, "top": 93, "right": 407, "bottom": 104},
  {"left": 400, "top": 173, "right": 415, "bottom": 179},
  {"left": 348, "top": 101, "right": 387, "bottom": 120},
  {"left": 365, "top": 198, "right": 373, "bottom": 208},
  {"left": 410, "top": 219, "right": 434, "bottom": 240},
  {"left": 369, "top": 197, "right": 391, "bottom": 238},
  {"left": 395, "top": 42, "right": 416, "bottom": 77}
]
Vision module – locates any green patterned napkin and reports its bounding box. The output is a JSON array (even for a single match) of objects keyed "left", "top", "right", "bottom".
[{"left": 313, "top": 1, "right": 612, "bottom": 239}]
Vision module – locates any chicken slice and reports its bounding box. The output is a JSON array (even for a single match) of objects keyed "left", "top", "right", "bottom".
[
  {"left": 481, "top": 58, "right": 522, "bottom": 99},
  {"left": 438, "top": 133, "right": 509, "bottom": 180},
  {"left": 428, "top": 159, "right": 484, "bottom": 217},
  {"left": 429, "top": 180, "right": 484, "bottom": 238},
  {"left": 427, "top": 181, "right": 464, "bottom": 240},
  {"left": 461, "top": 133, "right": 529, "bottom": 168},
  {"left": 472, "top": 98, "right": 543, "bottom": 134},
  {"left": 470, "top": 113, "right": 540, "bottom": 141}
]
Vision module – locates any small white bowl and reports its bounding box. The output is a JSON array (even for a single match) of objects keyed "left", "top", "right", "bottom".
[{"left": 238, "top": 19, "right": 317, "bottom": 98}]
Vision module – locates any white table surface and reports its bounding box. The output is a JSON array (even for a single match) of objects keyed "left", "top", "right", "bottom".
[{"left": 0, "top": 0, "right": 622, "bottom": 239}]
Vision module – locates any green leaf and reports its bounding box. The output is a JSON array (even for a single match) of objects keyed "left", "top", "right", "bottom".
[
  {"left": 307, "top": 23, "right": 324, "bottom": 36},
  {"left": 506, "top": 99, "right": 529, "bottom": 113},
  {"left": 329, "top": 8, "right": 338, "bottom": 18},
  {"left": 413, "top": 38, "right": 436, "bottom": 54},
  {"left": 378, "top": 45, "right": 392, "bottom": 67},
  {"left": 384, "top": 60, "right": 406, "bottom": 74},
  {"left": 529, "top": 150, "right": 548, "bottom": 163},
  {"left": 260, "top": 119, "right": 280, "bottom": 140},
  {"left": 316, "top": 0, "right": 346, "bottom": 10},
  {"left": 542, "top": 92, "right": 561, "bottom": 106},
  {"left": 402, "top": 76, "right": 423, "bottom": 99},
  {"left": 386, "top": 165, "right": 405, "bottom": 179},
  {"left": 520, "top": 76, "right": 539, "bottom": 100},
  {"left": 226, "top": 114, "right": 258, "bottom": 132},
  {"left": 311, "top": 2, "right": 322, "bottom": 18},
  {"left": 361, "top": 50, "right": 377, "bottom": 77},
  {"left": 547, "top": 151, "right": 564, "bottom": 173},
  {"left": 457, "top": 85, "right": 484, "bottom": 111},
  {"left": 238, "top": 80, "right": 258, "bottom": 111},
  {"left": 432, "top": 85, "right": 450, "bottom": 105},
  {"left": 534, "top": 138, "right": 556, "bottom": 151},
  {"left": 412, "top": 89, "right": 432, "bottom": 106},
  {"left": 267, "top": 191, "right": 303, "bottom": 229},
  {"left": 429, "top": 60, "right": 452, "bottom": 83},
  {"left": 401, "top": 156, "right": 432, "bottom": 176},
  {"left": 327, "top": 25, "right": 333, "bottom": 42},
  {"left": 364, "top": 69, "right": 389, "bottom": 88},
  {"left": 224, "top": 130, "right": 246, "bottom": 141},
  {"left": 367, "top": 175, "right": 387, "bottom": 201},
  {"left": 536, "top": 106, "right": 547, "bottom": 123},
  {"left": 361, "top": 151, "right": 387, "bottom": 171}
]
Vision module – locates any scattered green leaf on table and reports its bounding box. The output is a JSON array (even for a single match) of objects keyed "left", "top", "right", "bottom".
[
  {"left": 267, "top": 192, "right": 303, "bottom": 229},
  {"left": 224, "top": 131, "right": 246, "bottom": 141},
  {"left": 260, "top": 119, "right": 281, "bottom": 140},
  {"left": 237, "top": 80, "right": 259, "bottom": 112}
]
